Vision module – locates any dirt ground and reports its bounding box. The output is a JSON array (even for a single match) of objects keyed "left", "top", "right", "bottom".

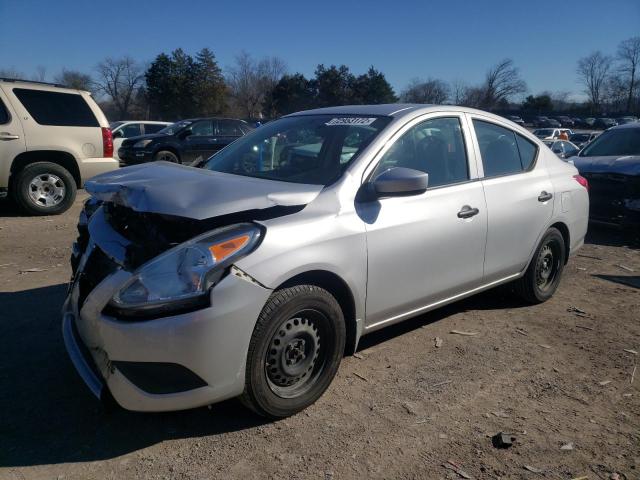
[{"left": 1, "top": 194, "right": 639, "bottom": 480}]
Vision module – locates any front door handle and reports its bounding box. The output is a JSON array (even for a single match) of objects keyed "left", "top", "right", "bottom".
[
  {"left": 538, "top": 191, "right": 553, "bottom": 202},
  {"left": 0, "top": 132, "right": 20, "bottom": 140},
  {"left": 457, "top": 205, "right": 480, "bottom": 219}
]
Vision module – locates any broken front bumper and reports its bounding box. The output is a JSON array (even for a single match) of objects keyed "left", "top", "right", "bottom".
[{"left": 61, "top": 213, "right": 272, "bottom": 412}]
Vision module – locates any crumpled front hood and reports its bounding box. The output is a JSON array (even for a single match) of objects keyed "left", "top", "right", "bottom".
[
  {"left": 85, "top": 162, "right": 323, "bottom": 220},
  {"left": 572, "top": 155, "right": 640, "bottom": 176}
]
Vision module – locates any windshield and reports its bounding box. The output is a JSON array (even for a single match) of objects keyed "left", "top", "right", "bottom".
[
  {"left": 158, "top": 120, "right": 192, "bottom": 135},
  {"left": 570, "top": 134, "right": 590, "bottom": 142},
  {"left": 202, "top": 115, "right": 391, "bottom": 185},
  {"left": 580, "top": 128, "right": 640, "bottom": 157}
]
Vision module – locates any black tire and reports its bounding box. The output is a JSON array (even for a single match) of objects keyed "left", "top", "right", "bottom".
[
  {"left": 241, "top": 285, "right": 346, "bottom": 418},
  {"left": 154, "top": 150, "right": 179, "bottom": 163},
  {"left": 12, "top": 162, "right": 77, "bottom": 216},
  {"left": 514, "top": 227, "right": 566, "bottom": 304}
]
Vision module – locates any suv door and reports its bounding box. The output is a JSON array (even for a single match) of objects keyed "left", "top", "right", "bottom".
[
  {"left": 362, "top": 115, "right": 487, "bottom": 328},
  {"left": 468, "top": 115, "right": 554, "bottom": 283},
  {"left": 0, "top": 88, "right": 26, "bottom": 193},
  {"left": 181, "top": 120, "right": 215, "bottom": 165}
]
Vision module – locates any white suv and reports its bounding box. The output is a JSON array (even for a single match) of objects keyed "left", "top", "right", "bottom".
[{"left": 0, "top": 78, "right": 118, "bottom": 215}]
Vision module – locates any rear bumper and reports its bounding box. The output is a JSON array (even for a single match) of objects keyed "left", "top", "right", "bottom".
[{"left": 79, "top": 157, "right": 119, "bottom": 184}]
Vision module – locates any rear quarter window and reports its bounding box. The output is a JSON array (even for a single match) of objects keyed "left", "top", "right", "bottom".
[
  {"left": 515, "top": 134, "right": 537, "bottom": 169},
  {"left": 13, "top": 88, "right": 99, "bottom": 127},
  {"left": 0, "top": 98, "right": 9, "bottom": 124}
]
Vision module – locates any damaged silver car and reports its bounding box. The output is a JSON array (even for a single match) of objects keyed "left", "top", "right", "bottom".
[{"left": 63, "top": 105, "right": 589, "bottom": 418}]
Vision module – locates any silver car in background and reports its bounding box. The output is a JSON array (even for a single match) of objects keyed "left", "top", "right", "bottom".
[{"left": 62, "top": 104, "right": 589, "bottom": 418}]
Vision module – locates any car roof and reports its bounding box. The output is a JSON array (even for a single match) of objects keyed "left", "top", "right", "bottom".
[
  {"left": 610, "top": 121, "right": 640, "bottom": 130},
  {"left": 0, "top": 77, "right": 91, "bottom": 94}
]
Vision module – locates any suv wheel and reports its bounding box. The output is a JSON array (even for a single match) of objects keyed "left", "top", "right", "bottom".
[
  {"left": 12, "top": 162, "right": 77, "bottom": 215},
  {"left": 514, "top": 227, "right": 566, "bottom": 303},
  {"left": 241, "top": 285, "right": 346, "bottom": 418},
  {"left": 154, "top": 150, "right": 179, "bottom": 163}
]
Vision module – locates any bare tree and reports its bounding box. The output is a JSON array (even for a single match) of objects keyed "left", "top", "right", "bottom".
[
  {"left": 449, "top": 79, "right": 468, "bottom": 105},
  {"left": 480, "top": 59, "right": 527, "bottom": 109},
  {"left": 0, "top": 67, "right": 24, "bottom": 79},
  {"left": 617, "top": 36, "right": 640, "bottom": 112},
  {"left": 54, "top": 69, "right": 94, "bottom": 92},
  {"left": 227, "top": 51, "right": 287, "bottom": 118},
  {"left": 32, "top": 66, "right": 47, "bottom": 82},
  {"left": 94, "top": 56, "right": 145, "bottom": 119},
  {"left": 400, "top": 78, "right": 449, "bottom": 104},
  {"left": 577, "top": 51, "right": 612, "bottom": 111}
]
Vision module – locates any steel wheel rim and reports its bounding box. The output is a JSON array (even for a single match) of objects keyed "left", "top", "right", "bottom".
[
  {"left": 27, "top": 173, "right": 65, "bottom": 208},
  {"left": 158, "top": 152, "right": 175, "bottom": 162},
  {"left": 535, "top": 241, "right": 560, "bottom": 291},
  {"left": 265, "top": 309, "right": 327, "bottom": 399}
]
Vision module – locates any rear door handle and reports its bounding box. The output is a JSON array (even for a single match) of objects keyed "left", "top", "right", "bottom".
[
  {"left": 538, "top": 191, "right": 553, "bottom": 202},
  {"left": 457, "top": 205, "right": 480, "bottom": 219},
  {"left": 0, "top": 132, "right": 20, "bottom": 140}
]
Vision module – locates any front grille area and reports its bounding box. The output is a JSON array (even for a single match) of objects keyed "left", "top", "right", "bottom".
[
  {"left": 582, "top": 172, "right": 639, "bottom": 223},
  {"left": 77, "top": 247, "right": 120, "bottom": 308}
]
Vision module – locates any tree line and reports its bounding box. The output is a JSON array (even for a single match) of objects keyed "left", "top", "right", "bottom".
[{"left": 1, "top": 36, "right": 638, "bottom": 121}]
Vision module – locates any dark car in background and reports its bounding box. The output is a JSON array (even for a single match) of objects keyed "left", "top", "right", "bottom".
[
  {"left": 569, "top": 132, "right": 599, "bottom": 149},
  {"left": 534, "top": 117, "right": 561, "bottom": 128},
  {"left": 506, "top": 115, "right": 525, "bottom": 127},
  {"left": 616, "top": 117, "right": 638, "bottom": 125},
  {"left": 555, "top": 116, "right": 575, "bottom": 128},
  {"left": 571, "top": 123, "right": 640, "bottom": 228},
  {"left": 118, "top": 118, "right": 252, "bottom": 166},
  {"left": 593, "top": 118, "right": 617, "bottom": 130}
]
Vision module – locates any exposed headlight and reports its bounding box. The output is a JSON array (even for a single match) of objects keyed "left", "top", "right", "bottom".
[
  {"left": 108, "top": 223, "right": 262, "bottom": 318},
  {"left": 133, "top": 139, "right": 153, "bottom": 148}
]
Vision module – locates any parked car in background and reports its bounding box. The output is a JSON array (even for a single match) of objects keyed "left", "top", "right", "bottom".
[
  {"left": 110, "top": 121, "right": 171, "bottom": 160},
  {"left": 0, "top": 78, "right": 117, "bottom": 215},
  {"left": 593, "top": 118, "right": 617, "bottom": 130},
  {"left": 555, "top": 116, "right": 575, "bottom": 128},
  {"left": 117, "top": 117, "right": 252, "bottom": 166},
  {"left": 543, "top": 139, "right": 580, "bottom": 159},
  {"left": 63, "top": 104, "right": 589, "bottom": 418},
  {"left": 569, "top": 132, "right": 599, "bottom": 149},
  {"left": 506, "top": 115, "right": 525, "bottom": 127},
  {"left": 571, "top": 122, "right": 640, "bottom": 228},
  {"left": 533, "top": 128, "right": 573, "bottom": 140},
  {"left": 616, "top": 117, "right": 638, "bottom": 125},
  {"left": 533, "top": 116, "right": 550, "bottom": 127}
]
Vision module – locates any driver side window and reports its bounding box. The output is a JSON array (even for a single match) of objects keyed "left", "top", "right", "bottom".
[
  {"left": 189, "top": 120, "right": 214, "bottom": 137},
  {"left": 372, "top": 117, "right": 469, "bottom": 188}
]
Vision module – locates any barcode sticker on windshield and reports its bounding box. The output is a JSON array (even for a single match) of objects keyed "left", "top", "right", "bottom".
[{"left": 326, "top": 117, "right": 377, "bottom": 126}]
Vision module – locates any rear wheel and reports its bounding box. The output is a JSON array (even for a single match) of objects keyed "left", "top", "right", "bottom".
[
  {"left": 154, "top": 150, "right": 179, "bottom": 163},
  {"left": 514, "top": 227, "right": 566, "bottom": 303},
  {"left": 12, "top": 162, "right": 76, "bottom": 215},
  {"left": 241, "top": 285, "right": 345, "bottom": 418}
]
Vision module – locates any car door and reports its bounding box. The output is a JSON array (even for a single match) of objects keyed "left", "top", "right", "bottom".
[
  {"left": 468, "top": 115, "right": 554, "bottom": 283},
  {"left": 363, "top": 114, "right": 488, "bottom": 328},
  {"left": 182, "top": 119, "right": 215, "bottom": 165},
  {"left": 0, "top": 88, "right": 27, "bottom": 190}
]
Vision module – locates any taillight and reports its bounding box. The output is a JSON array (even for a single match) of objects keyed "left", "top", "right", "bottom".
[
  {"left": 573, "top": 174, "right": 589, "bottom": 191},
  {"left": 102, "top": 127, "right": 113, "bottom": 158}
]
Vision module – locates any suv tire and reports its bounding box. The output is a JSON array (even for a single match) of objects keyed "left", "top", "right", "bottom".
[
  {"left": 12, "top": 162, "right": 77, "bottom": 216},
  {"left": 241, "top": 285, "right": 346, "bottom": 418},
  {"left": 514, "top": 227, "right": 566, "bottom": 304}
]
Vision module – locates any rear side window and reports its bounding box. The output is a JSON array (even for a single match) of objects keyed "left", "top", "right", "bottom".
[
  {"left": 121, "top": 123, "right": 142, "bottom": 138},
  {"left": 217, "top": 120, "right": 243, "bottom": 136},
  {"left": 0, "top": 99, "right": 9, "bottom": 124},
  {"left": 13, "top": 88, "right": 98, "bottom": 127},
  {"left": 515, "top": 134, "right": 537, "bottom": 169},
  {"left": 473, "top": 120, "right": 536, "bottom": 177}
]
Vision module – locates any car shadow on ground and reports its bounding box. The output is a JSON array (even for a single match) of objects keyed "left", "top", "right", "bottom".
[
  {"left": 585, "top": 224, "right": 639, "bottom": 250},
  {"left": 0, "top": 284, "right": 269, "bottom": 468}
]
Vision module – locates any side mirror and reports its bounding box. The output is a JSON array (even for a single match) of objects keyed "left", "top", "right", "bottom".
[{"left": 371, "top": 167, "right": 428, "bottom": 197}]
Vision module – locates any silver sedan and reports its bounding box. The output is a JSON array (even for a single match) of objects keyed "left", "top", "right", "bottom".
[{"left": 63, "top": 104, "right": 589, "bottom": 418}]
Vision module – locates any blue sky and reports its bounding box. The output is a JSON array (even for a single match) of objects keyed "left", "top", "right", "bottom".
[{"left": 1, "top": 0, "right": 638, "bottom": 100}]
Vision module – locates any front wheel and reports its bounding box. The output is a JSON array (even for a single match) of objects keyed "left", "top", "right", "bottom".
[
  {"left": 241, "top": 285, "right": 346, "bottom": 418},
  {"left": 514, "top": 227, "right": 566, "bottom": 303},
  {"left": 154, "top": 150, "right": 179, "bottom": 163}
]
